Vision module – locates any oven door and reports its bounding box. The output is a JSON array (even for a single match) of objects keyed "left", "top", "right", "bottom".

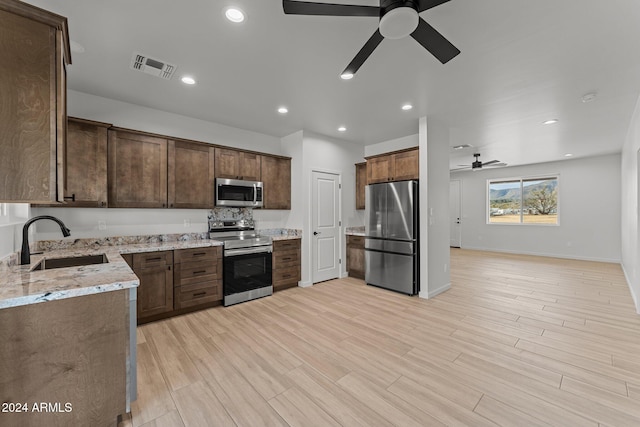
[{"left": 223, "top": 246, "right": 272, "bottom": 306}]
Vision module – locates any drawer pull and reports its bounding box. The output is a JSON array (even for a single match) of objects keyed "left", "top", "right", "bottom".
[
  {"left": 282, "top": 257, "right": 292, "bottom": 261},
  {"left": 192, "top": 252, "right": 207, "bottom": 256},
  {"left": 283, "top": 274, "right": 292, "bottom": 278},
  {"left": 193, "top": 292, "right": 207, "bottom": 298},
  {"left": 193, "top": 270, "right": 207, "bottom": 275},
  {"left": 146, "top": 257, "right": 163, "bottom": 261}
]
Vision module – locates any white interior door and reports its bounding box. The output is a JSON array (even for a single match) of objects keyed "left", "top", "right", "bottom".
[
  {"left": 450, "top": 180, "right": 462, "bottom": 248},
  {"left": 312, "top": 170, "right": 340, "bottom": 283}
]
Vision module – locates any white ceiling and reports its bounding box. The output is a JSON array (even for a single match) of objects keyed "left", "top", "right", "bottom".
[{"left": 24, "top": 0, "right": 640, "bottom": 169}]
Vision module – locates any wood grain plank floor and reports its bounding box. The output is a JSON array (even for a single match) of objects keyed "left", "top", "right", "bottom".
[{"left": 119, "top": 249, "right": 640, "bottom": 427}]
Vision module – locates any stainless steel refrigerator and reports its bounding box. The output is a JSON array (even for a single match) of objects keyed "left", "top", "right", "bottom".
[{"left": 365, "top": 180, "right": 419, "bottom": 295}]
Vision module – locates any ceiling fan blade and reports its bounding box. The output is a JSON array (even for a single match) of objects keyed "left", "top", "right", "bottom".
[
  {"left": 342, "top": 29, "right": 384, "bottom": 76},
  {"left": 450, "top": 165, "right": 471, "bottom": 171},
  {"left": 485, "top": 162, "right": 507, "bottom": 167},
  {"left": 483, "top": 160, "right": 501, "bottom": 166},
  {"left": 410, "top": 17, "right": 460, "bottom": 64},
  {"left": 283, "top": 1, "right": 379, "bottom": 16},
  {"left": 417, "top": 0, "right": 451, "bottom": 13}
]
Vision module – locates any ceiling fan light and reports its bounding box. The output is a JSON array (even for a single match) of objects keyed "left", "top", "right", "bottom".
[
  {"left": 379, "top": 7, "right": 419, "bottom": 40},
  {"left": 340, "top": 72, "right": 354, "bottom": 80}
]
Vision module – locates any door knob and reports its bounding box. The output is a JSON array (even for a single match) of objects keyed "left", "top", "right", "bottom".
[{"left": 313, "top": 231, "right": 321, "bottom": 235}]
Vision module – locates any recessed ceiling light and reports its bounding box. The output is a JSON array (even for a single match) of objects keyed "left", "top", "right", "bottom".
[
  {"left": 565, "top": 153, "right": 573, "bottom": 157},
  {"left": 402, "top": 104, "right": 413, "bottom": 111},
  {"left": 338, "top": 126, "right": 347, "bottom": 132},
  {"left": 581, "top": 92, "right": 597, "bottom": 103},
  {"left": 340, "top": 73, "right": 354, "bottom": 80},
  {"left": 181, "top": 76, "right": 196, "bottom": 85},
  {"left": 277, "top": 107, "right": 288, "bottom": 114},
  {"left": 225, "top": 7, "right": 245, "bottom": 23},
  {"left": 543, "top": 119, "right": 559, "bottom": 125}
]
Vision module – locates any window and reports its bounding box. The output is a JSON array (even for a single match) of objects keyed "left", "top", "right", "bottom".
[{"left": 488, "top": 176, "right": 558, "bottom": 225}]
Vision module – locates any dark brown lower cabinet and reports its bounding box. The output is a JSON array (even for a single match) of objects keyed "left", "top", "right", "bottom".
[
  {"left": 272, "top": 239, "right": 301, "bottom": 291},
  {"left": 174, "top": 246, "right": 222, "bottom": 309},
  {"left": 132, "top": 251, "right": 174, "bottom": 321},
  {"left": 123, "top": 246, "right": 223, "bottom": 324},
  {"left": 347, "top": 235, "right": 365, "bottom": 279}
]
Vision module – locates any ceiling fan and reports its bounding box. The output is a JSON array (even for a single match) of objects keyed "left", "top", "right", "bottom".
[
  {"left": 282, "top": 0, "right": 460, "bottom": 77},
  {"left": 451, "top": 153, "right": 507, "bottom": 171}
]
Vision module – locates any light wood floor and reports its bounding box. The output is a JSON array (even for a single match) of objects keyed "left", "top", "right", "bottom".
[{"left": 120, "top": 249, "right": 640, "bottom": 427}]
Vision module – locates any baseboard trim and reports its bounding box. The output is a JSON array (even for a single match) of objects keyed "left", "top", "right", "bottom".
[
  {"left": 419, "top": 283, "right": 451, "bottom": 299},
  {"left": 299, "top": 280, "right": 313, "bottom": 288},
  {"left": 459, "top": 245, "right": 621, "bottom": 264},
  {"left": 621, "top": 263, "right": 640, "bottom": 314}
]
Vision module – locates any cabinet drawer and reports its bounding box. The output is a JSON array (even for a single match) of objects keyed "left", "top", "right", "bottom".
[
  {"left": 133, "top": 251, "right": 173, "bottom": 269},
  {"left": 274, "top": 266, "right": 301, "bottom": 284},
  {"left": 174, "top": 260, "right": 221, "bottom": 287},
  {"left": 273, "top": 249, "right": 300, "bottom": 269},
  {"left": 273, "top": 239, "right": 301, "bottom": 252},
  {"left": 175, "top": 282, "right": 222, "bottom": 309},
  {"left": 348, "top": 235, "right": 364, "bottom": 246},
  {"left": 174, "top": 246, "right": 219, "bottom": 264}
]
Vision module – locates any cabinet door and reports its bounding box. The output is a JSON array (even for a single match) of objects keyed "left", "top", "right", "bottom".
[
  {"left": 0, "top": 8, "right": 67, "bottom": 202},
  {"left": 168, "top": 140, "right": 215, "bottom": 208},
  {"left": 215, "top": 148, "right": 261, "bottom": 181},
  {"left": 262, "top": 156, "right": 291, "bottom": 209},
  {"left": 214, "top": 147, "right": 240, "bottom": 179},
  {"left": 347, "top": 235, "right": 365, "bottom": 279},
  {"left": 367, "top": 155, "right": 392, "bottom": 184},
  {"left": 355, "top": 162, "right": 366, "bottom": 210},
  {"left": 108, "top": 130, "right": 168, "bottom": 208},
  {"left": 136, "top": 264, "right": 174, "bottom": 319},
  {"left": 63, "top": 118, "right": 109, "bottom": 207},
  {"left": 239, "top": 152, "right": 261, "bottom": 181},
  {"left": 392, "top": 149, "right": 419, "bottom": 181},
  {"left": 133, "top": 251, "right": 174, "bottom": 320}
]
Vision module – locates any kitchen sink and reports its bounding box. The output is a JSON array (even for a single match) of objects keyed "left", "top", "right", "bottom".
[{"left": 31, "top": 254, "right": 109, "bottom": 271}]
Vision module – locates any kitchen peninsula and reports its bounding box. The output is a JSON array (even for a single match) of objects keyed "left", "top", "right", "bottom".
[{"left": 0, "top": 234, "right": 222, "bottom": 427}]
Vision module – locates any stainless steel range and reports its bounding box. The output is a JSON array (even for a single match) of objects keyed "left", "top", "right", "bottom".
[{"left": 209, "top": 219, "right": 273, "bottom": 306}]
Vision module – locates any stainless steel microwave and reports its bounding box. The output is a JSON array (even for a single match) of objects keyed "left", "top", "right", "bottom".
[{"left": 215, "top": 178, "right": 263, "bottom": 208}]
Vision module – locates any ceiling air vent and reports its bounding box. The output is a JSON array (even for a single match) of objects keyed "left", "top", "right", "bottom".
[{"left": 130, "top": 52, "right": 177, "bottom": 80}]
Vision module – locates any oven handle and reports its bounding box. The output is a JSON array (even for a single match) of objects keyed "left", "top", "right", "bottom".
[{"left": 224, "top": 246, "right": 273, "bottom": 257}]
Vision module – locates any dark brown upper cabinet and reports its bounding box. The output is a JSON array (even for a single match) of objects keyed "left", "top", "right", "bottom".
[
  {"left": 366, "top": 147, "right": 419, "bottom": 184},
  {"left": 261, "top": 155, "right": 291, "bottom": 210},
  {"left": 168, "top": 140, "right": 215, "bottom": 209},
  {"left": 215, "top": 148, "right": 261, "bottom": 181},
  {"left": 355, "top": 162, "right": 366, "bottom": 210},
  {"left": 0, "top": 1, "right": 70, "bottom": 202},
  {"left": 61, "top": 118, "right": 111, "bottom": 207},
  {"left": 108, "top": 129, "right": 168, "bottom": 208}
]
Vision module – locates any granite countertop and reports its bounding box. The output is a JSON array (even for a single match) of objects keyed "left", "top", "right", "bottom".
[
  {"left": 0, "top": 239, "right": 223, "bottom": 310},
  {"left": 258, "top": 228, "right": 302, "bottom": 241},
  {"left": 345, "top": 226, "right": 365, "bottom": 236}
]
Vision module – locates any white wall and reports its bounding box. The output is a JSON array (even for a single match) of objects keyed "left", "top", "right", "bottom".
[
  {"left": 33, "top": 90, "right": 290, "bottom": 241},
  {"left": 621, "top": 95, "right": 640, "bottom": 313},
  {"left": 365, "top": 134, "right": 418, "bottom": 157},
  {"left": 0, "top": 203, "right": 30, "bottom": 259},
  {"left": 422, "top": 118, "right": 451, "bottom": 298},
  {"left": 299, "top": 131, "right": 366, "bottom": 285},
  {"left": 451, "top": 154, "right": 622, "bottom": 263},
  {"left": 68, "top": 90, "right": 283, "bottom": 155}
]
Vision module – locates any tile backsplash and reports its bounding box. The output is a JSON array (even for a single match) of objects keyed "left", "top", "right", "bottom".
[{"left": 208, "top": 207, "right": 253, "bottom": 229}]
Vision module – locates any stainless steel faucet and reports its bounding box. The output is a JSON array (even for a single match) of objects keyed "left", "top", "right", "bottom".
[{"left": 21, "top": 216, "right": 71, "bottom": 265}]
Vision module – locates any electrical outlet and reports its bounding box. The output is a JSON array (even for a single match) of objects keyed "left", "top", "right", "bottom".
[
  {"left": 184, "top": 219, "right": 191, "bottom": 228},
  {"left": 98, "top": 221, "right": 106, "bottom": 231}
]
